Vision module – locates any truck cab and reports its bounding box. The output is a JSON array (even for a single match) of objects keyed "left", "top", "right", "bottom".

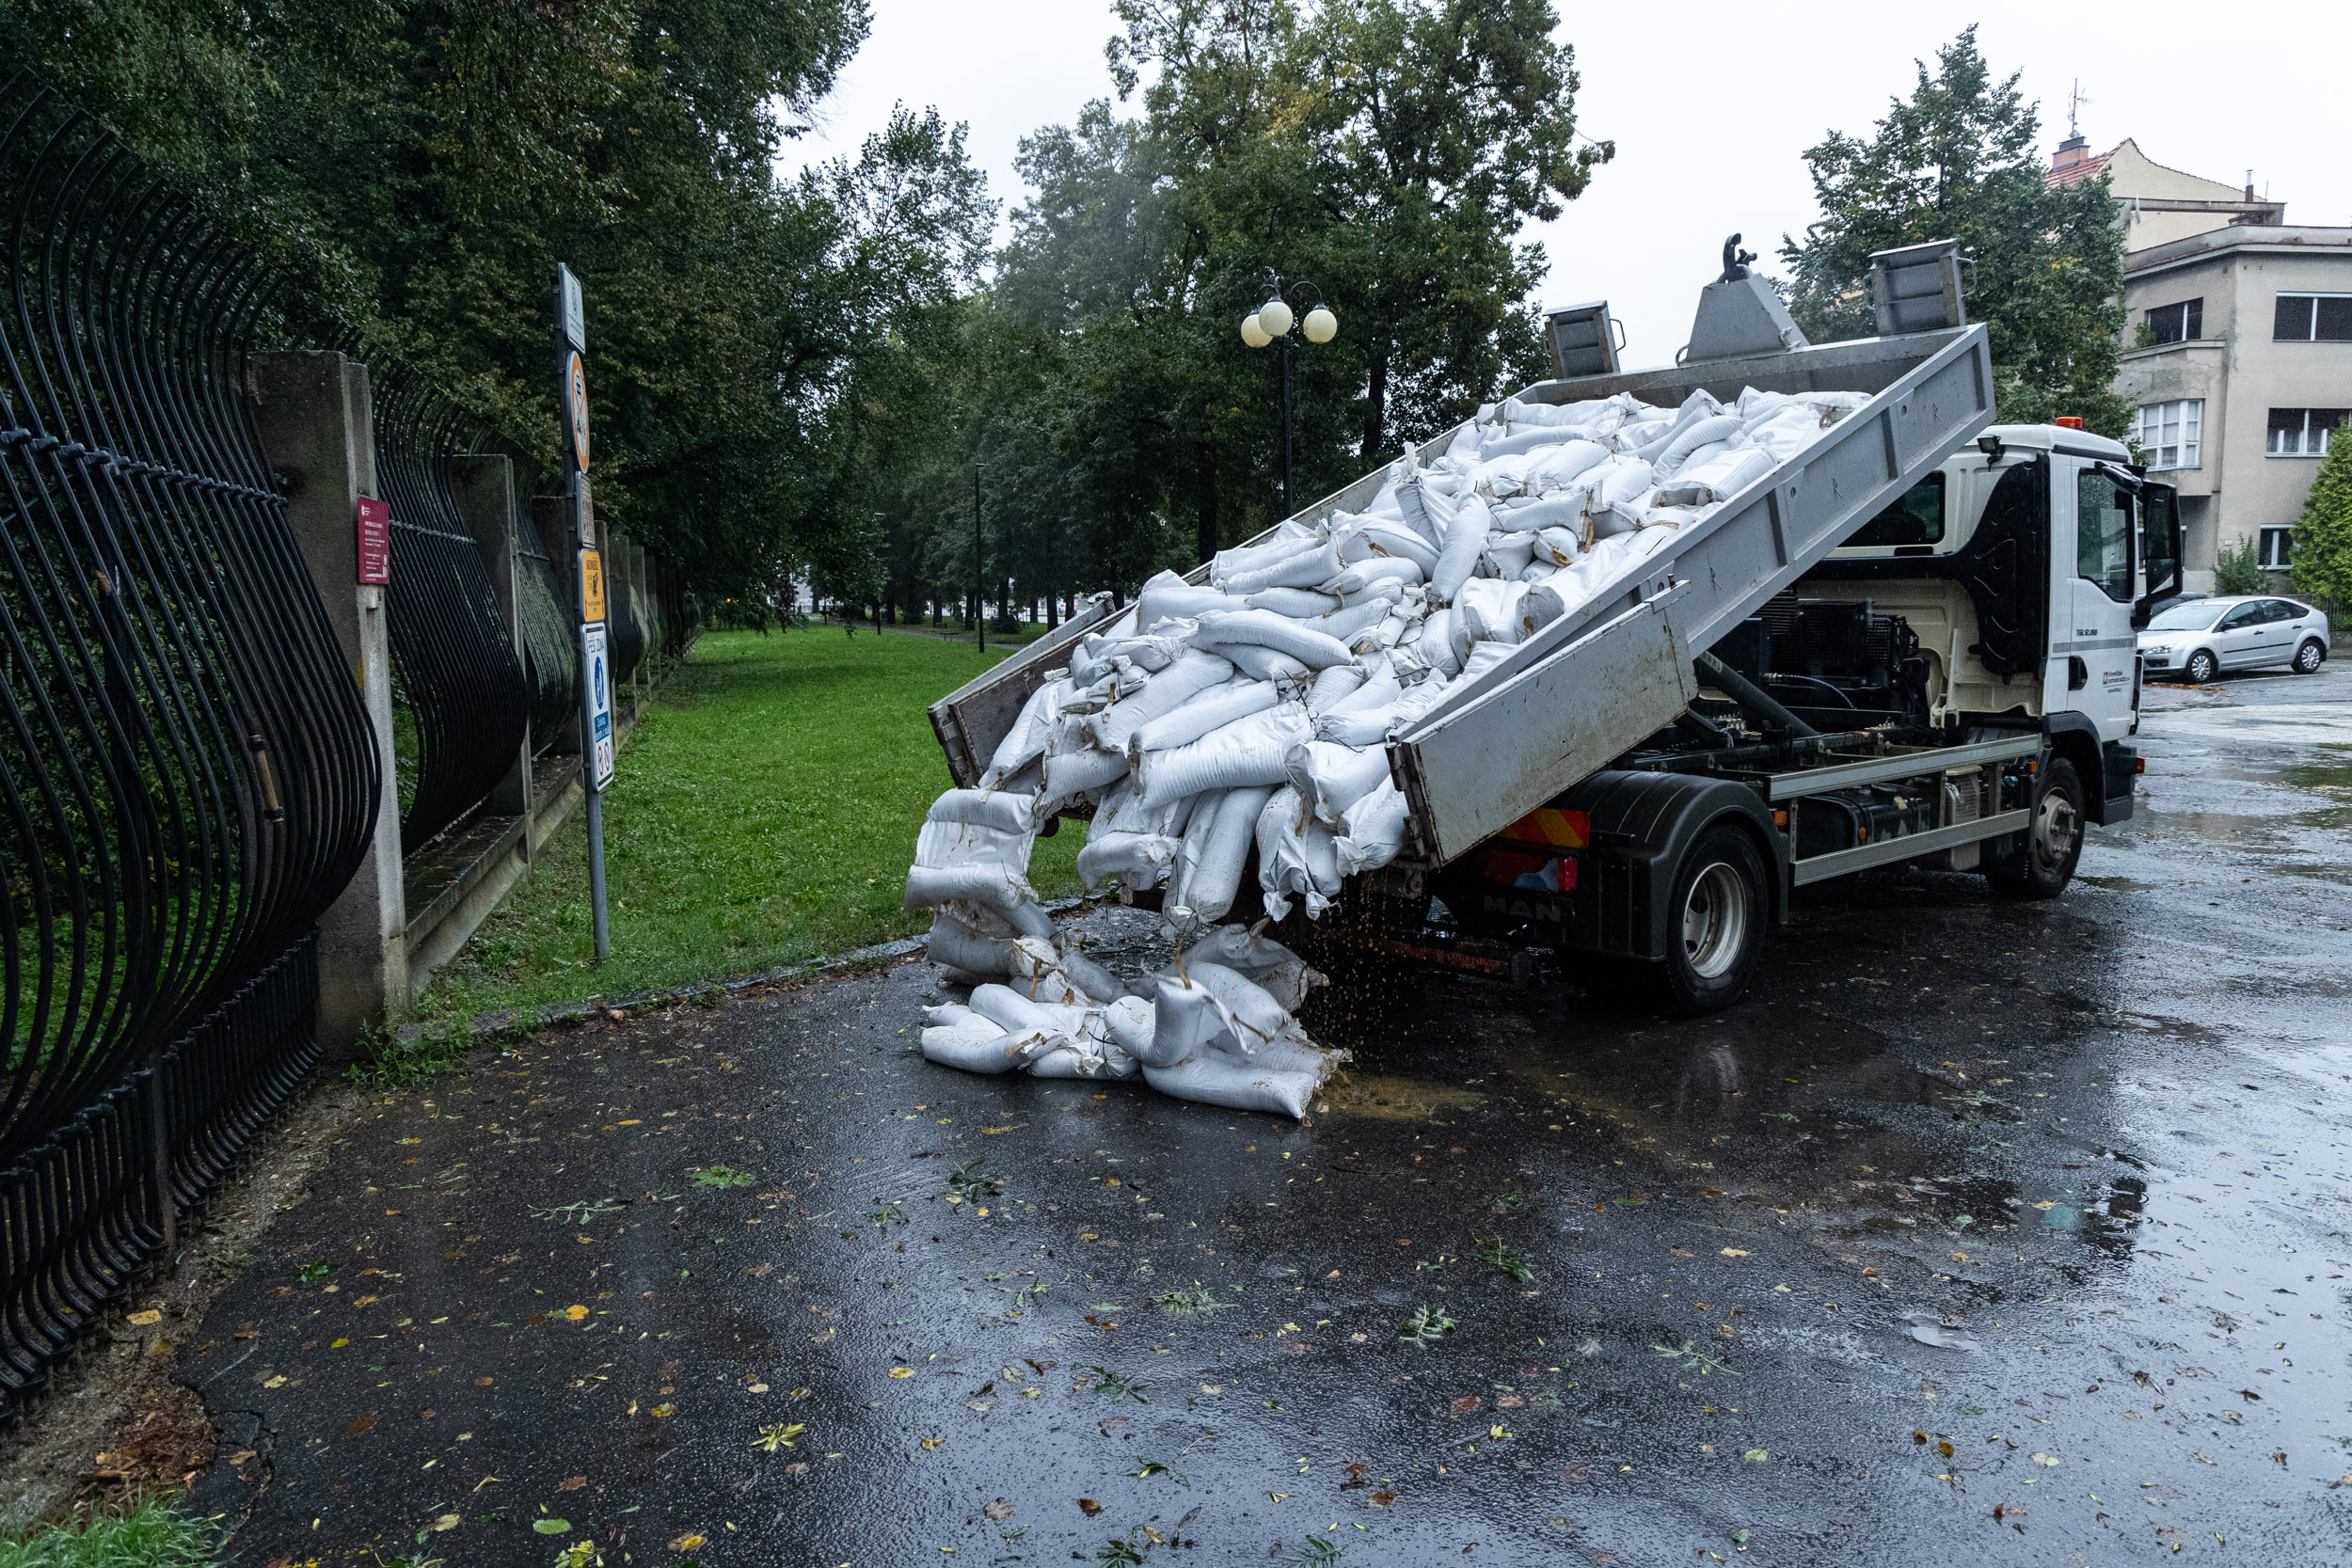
[
  {"left": 1430, "top": 427, "right": 2179, "bottom": 1013},
  {"left": 1758, "top": 421, "right": 2181, "bottom": 812}
]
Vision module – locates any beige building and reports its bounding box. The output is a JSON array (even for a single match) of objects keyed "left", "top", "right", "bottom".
[{"left": 2052, "top": 135, "right": 2350, "bottom": 589}]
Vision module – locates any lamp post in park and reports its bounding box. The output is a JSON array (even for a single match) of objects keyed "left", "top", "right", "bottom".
[
  {"left": 971, "top": 461, "right": 986, "bottom": 653},
  {"left": 1241, "top": 277, "right": 1338, "bottom": 519}
]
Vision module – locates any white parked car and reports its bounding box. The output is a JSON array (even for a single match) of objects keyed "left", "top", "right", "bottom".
[{"left": 2138, "top": 594, "right": 2331, "bottom": 683}]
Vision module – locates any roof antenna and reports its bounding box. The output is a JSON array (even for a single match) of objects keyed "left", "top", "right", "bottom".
[{"left": 2066, "top": 79, "right": 2089, "bottom": 142}]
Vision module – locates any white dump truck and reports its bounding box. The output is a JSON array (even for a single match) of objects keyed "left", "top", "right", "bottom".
[{"left": 930, "top": 239, "right": 2181, "bottom": 1015}]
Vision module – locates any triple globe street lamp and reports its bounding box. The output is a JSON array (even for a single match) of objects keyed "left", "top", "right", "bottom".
[{"left": 1240, "top": 277, "right": 1337, "bottom": 519}]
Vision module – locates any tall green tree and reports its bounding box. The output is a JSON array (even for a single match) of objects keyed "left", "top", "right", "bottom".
[
  {"left": 1779, "top": 27, "right": 2131, "bottom": 436},
  {"left": 0, "top": 1, "right": 993, "bottom": 605},
  {"left": 2291, "top": 420, "right": 2352, "bottom": 610}
]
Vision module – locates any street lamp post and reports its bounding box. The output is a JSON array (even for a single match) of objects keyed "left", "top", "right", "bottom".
[
  {"left": 1241, "top": 277, "right": 1338, "bottom": 519},
  {"left": 972, "top": 462, "right": 986, "bottom": 654}
]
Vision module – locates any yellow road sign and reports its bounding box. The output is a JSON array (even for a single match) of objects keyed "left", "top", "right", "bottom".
[{"left": 579, "top": 547, "right": 605, "bottom": 622}]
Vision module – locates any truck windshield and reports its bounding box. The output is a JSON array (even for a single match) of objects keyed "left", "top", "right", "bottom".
[
  {"left": 1846, "top": 472, "right": 1944, "bottom": 546},
  {"left": 2146, "top": 602, "right": 2222, "bottom": 631}
]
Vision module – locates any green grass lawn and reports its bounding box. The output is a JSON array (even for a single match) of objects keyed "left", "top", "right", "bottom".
[{"left": 418, "top": 626, "right": 1078, "bottom": 1020}]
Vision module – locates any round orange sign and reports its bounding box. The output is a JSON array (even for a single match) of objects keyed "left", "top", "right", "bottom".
[{"left": 567, "top": 351, "right": 590, "bottom": 471}]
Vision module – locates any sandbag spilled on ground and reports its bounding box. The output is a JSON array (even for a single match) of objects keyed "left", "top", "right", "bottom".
[{"left": 904, "top": 383, "right": 1871, "bottom": 1117}]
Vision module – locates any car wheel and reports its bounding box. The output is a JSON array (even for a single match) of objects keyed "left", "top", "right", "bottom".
[
  {"left": 1986, "top": 756, "right": 2085, "bottom": 900},
  {"left": 2183, "top": 649, "right": 2217, "bottom": 684},
  {"left": 1651, "top": 825, "right": 1770, "bottom": 1017},
  {"left": 2293, "top": 639, "right": 2327, "bottom": 674}
]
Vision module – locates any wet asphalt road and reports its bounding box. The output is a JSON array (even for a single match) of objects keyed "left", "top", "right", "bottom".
[{"left": 183, "top": 664, "right": 2352, "bottom": 1566}]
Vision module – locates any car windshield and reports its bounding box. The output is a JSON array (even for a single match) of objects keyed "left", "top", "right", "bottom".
[{"left": 2147, "top": 603, "right": 2224, "bottom": 631}]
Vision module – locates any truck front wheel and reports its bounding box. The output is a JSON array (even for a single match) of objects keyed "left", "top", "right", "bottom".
[
  {"left": 1986, "top": 756, "right": 2084, "bottom": 900},
  {"left": 1655, "top": 825, "right": 1769, "bottom": 1016}
]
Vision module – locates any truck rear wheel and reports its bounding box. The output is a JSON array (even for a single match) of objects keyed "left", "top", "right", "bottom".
[
  {"left": 1986, "top": 756, "right": 2084, "bottom": 900},
  {"left": 1654, "top": 824, "right": 1769, "bottom": 1016}
]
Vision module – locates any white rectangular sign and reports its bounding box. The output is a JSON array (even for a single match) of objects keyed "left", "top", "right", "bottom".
[{"left": 583, "top": 620, "right": 615, "bottom": 787}]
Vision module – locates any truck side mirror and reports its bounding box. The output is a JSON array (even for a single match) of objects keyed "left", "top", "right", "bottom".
[{"left": 2133, "top": 483, "right": 2183, "bottom": 630}]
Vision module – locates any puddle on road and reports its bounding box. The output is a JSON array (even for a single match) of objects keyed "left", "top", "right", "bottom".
[{"left": 1317, "top": 1072, "right": 1486, "bottom": 1120}]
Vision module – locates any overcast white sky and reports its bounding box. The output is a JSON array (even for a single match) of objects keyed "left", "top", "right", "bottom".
[{"left": 791, "top": 2, "right": 2352, "bottom": 362}]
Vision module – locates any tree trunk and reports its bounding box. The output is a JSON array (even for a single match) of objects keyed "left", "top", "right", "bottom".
[
  {"left": 1360, "top": 344, "right": 1390, "bottom": 464},
  {"left": 1196, "top": 437, "right": 1218, "bottom": 565}
]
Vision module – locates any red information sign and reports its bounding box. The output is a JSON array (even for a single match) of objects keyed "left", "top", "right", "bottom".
[{"left": 355, "top": 496, "right": 391, "bottom": 584}]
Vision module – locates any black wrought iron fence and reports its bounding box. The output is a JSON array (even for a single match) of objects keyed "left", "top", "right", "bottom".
[
  {"left": 515, "top": 519, "right": 580, "bottom": 752},
  {"left": 0, "top": 75, "right": 378, "bottom": 1420},
  {"left": 366, "top": 357, "right": 528, "bottom": 850}
]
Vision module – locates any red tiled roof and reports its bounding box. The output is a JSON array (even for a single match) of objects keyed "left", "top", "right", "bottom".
[{"left": 2046, "top": 149, "right": 2114, "bottom": 189}]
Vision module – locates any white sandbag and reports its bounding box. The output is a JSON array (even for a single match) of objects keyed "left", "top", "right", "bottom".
[
  {"left": 1038, "top": 746, "right": 1129, "bottom": 815},
  {"left": 1180, "top": 961, "right": 1295, "bottom": 1056},
  {"left": 1393, "top": 475, "right": 1453, "bottom": 546},
  {"left": 1523, "top": 438, "right": 1612, "bottom": 489},
  {"left": 1246, "top": 586, "right": 1342, "bottom": 618},
  {"left": 1650, "top": 414, "right": 1745, "bottom": 478},
  {"left": 1455, "top": 578, "right": 1529, "bottom": 645},
  {"left": 1057, "top": 947, "right": 1126, "bottom": 1003},
  {"left": 1306, "top": 661, "right": 1366, "bottom": 714},
  {"left": 1314, "top": 679, "right": 1442, "bottom": 748},
  {"left": 1458, "top": 640, "right": 1515, "bottom": 683},
  {"left": 981, "top": 682, "right": 1062, "bottom": 784},
  {"left": 1534, "top": 524, "right": 1585, "bottom": 565},
  {"left": 1165, "top": 786, "right": 1226, "bottom": 914},
  {"left": 1428, "top": 495, "right": 1491, "bottom": 606},
  {"left": 1483, "top": 531, "right": 1536, "bottom": 578},
  {"left": 922, "top": 1013, "right": 1043, "bottom": 1074},
  {"left": 1285, "top": 739, "right": 1392, "bottom": 825},
  {"left": 1326, "top": 556, "right": 1423, "bottom": 597},
  {"left": 1210, "top": 531, "right": 1323, "bottom": 587},
  {"left": 1345, "top": 518, "right": 1439, "bottom": 574},
  {"left": 1141, "top": 1034, "right": 1339, "bottom": 1119},
  {"left": 1173, "top": 784, "right": 1273, "bottom": 925},
  {"left": 1629, "top": 389, "right": 1724, "bottom": 463},
  {"left": 1130, "top": 679, "right": 1279, "bottom": 756},
  {"left": 1137, "top": 704, "right": 1315, "bottom": 808},
  {"left": 1179, "top": 926, "right": 1325, "bottom": 1011},
  {"left": 1092, "top": 779, "right": 1184, "bottom": 839},
  {"left": 1091, "top": 649, "right": 1233, "bottom": 751},
  {"left": 1134, "top": 569, "right": 1245, "bottom": 628},
  {"left": 1101, "top": 995, "right": 1157, "bottom": 1061},
  {"left": 1216, "top": 642, "right": 1312, "bottom": 686},
  {"left": 1416, "top": 607, "right": 1463, "bottom": 676},
  {"left": 1195, "top": 609, "right": 1355, "bottom": 670},
  {"left": 1479, "top": 423, "right": 1587, "bottom": 458},
  {"left": 1657, "top": 445, "right": 1773, "bottom": 507},
  {"left": 1221, "top": 538, "right": 1343, "bottom": 595},
  {"left": 1335, "top": 778, "right": 1410, "bottom": 877},
  {"left": 1149, "top": 968, "right": 1240, "bottom": 1065},
  {"left": 1075, "top": 830, "right": 1179, "bottom": 893},
  {"left": 925, "top": 910, "right": 1022, "bottom": 976}
]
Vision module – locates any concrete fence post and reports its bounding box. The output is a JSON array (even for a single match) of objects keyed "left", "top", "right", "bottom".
[
  {"left": 247, "top": 350, "right": 407, "bottom": 1063},
  {"left": 450, "top": 454, "right": 532, "bottom": 822}
]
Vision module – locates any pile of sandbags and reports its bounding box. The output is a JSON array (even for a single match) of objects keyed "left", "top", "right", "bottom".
[{"left": 903, "top": 381, "right": 1867, "bottom": 1117}]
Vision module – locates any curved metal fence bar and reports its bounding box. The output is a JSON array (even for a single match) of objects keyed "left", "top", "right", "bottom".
[
  {"left": 0, "top": 73, "right": 378, "bottom": 1421},
  {"left": 368, "top": 361, "right": 527, "bottom": 849},
  {"left": 514, "top": 521, "right": 579, "bottom": 752}
]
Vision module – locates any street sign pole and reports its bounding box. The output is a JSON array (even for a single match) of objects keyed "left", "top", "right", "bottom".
[{"left": 558, "top": 263, "right": 612, "bottom": 963}]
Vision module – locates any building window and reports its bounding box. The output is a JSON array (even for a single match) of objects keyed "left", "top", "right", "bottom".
[
  {"left": 2273, "top": 293, "right": 2352, "bottom": 341},
  {"left": 2259, "top": 527, "right": 2295, "bottom": 568},
  {"left": 2266, "top": 407, "right": 2350, "bottom": 455},
  {"left": 2132, "top": 399, "right": 2202, "bottom": 469},
  {"left": 2144, "top": 298, "right": 2202, "bottom": 344}
]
